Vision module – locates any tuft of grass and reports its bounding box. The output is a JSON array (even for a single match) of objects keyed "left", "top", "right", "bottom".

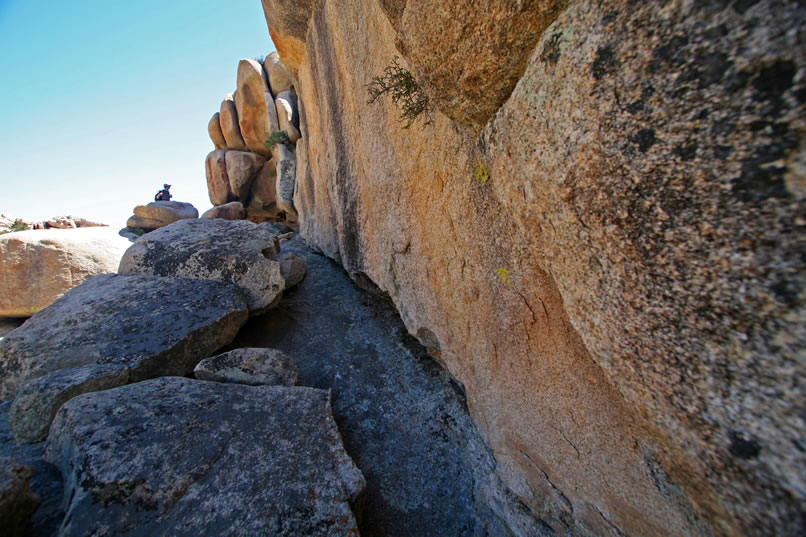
[
  {"left": 367, "top": 56, "right": 431, "bottom": 128},
  {"left": 474, "top": 158, "right": 490, "bottom": 184},
  {"left": 133, "top": 227, "right": 145, "bottom": 236},
  {"left": 265, "top": 131, "right": 295, "bottom": 153},
  {"left": 0, "top": 220, "right": 31, "bottom": 235}
]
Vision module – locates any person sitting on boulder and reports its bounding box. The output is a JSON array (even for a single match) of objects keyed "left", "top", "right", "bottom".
[{"left": 155, "top": 184, "right": 172, "bottom": 201}]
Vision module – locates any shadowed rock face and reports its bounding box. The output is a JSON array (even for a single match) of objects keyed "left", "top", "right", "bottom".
[
  {"left": 44, "top": 377, "right": 364, "bottom": 537},
  {"left": 263, "top": 0, "right": 806, "bottom": 536}
]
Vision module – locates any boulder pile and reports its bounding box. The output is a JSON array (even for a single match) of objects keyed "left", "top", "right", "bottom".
[
  {"left": 205, "top": 52, "right": 300, "bottom": 224},
  {"left": 0, "top": 214, "right": 106, "bottom": 232},
  {"left": 0, "top": 219, "right": 342, "bottom": 535}
]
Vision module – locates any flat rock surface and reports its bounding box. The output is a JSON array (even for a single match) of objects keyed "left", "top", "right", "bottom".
[
  {"left": 0, "top": 274, "right": 248, "bottom": 401},
  {"left": 118, "top": 219, "right": 285, "bottom": 314},
  {"left": 194, "top": 347, "right": 298, "bottom": 386},
  {"left": 44, "top": 377, "right": 364, "bottom": 537},
  {"left": 229, "top": 237, "right": 545, "bottom": 537}
]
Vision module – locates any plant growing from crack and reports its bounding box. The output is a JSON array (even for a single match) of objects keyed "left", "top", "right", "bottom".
[
  {"left": 265, "top": 131, "right": 295, "bottom": 153},
  {"left": 367, "top": 56, "right": 431, "bottom": 128}
]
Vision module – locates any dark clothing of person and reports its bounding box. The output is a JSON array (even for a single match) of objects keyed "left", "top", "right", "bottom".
[{"left": 155, "top": 189, "right": 172, "bottom": 201}]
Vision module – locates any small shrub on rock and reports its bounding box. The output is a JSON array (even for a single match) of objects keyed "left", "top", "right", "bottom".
[
  {"left": 367, "top": 56, "right": 431, "bottom": 128},
  {"left": 265, "top": 131, "right": 295, "bottom": 153}
]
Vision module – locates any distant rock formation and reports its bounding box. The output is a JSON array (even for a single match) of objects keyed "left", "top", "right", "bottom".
[
  {"left": 0, "top": 214, "right": 107, "bottom": 233},
  {"left": 261, "top": 1, "right": 806, "bottom": 537},
  {"left": 0, "top": 227, "right": 132, "bottom": 317},
  {"left": 205, "top": 54, "right": 299, "bottom": 225}
]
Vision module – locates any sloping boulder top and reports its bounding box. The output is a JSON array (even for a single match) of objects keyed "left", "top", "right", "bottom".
[
  {"left": 118, "top": 219, "right": 285, "bottom": 314},
  {"left": 45, "top": 377, "right": 365, "bottom": 537},
  {"left": 0, "top": 274, "right": 248, "bottom": 401}
]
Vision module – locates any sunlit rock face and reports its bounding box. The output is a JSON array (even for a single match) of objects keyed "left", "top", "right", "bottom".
[{"left": 263, "top": 1, "right": 806, "bottom": 536}]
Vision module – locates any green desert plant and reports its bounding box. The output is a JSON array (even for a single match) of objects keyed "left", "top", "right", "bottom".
[
  {"left": 367, "top": 56, "right": 431, "bottom": 128},
  {"left": 0, "top": 220, "right": 30, "bottom": 235},
  {"left": 265, "top": 131, "right": 295, "bottom": 153},
  {"left": 133, "top": 227, "right": 146, "bottom": 237}
]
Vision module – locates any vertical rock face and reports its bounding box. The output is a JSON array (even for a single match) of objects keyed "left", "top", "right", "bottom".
[{"left": 264, "top": 1, "right": 806, "bottom": 537}]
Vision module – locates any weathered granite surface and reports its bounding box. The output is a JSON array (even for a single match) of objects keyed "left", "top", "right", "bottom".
[
  {"left": 0, "top": 274, "right": 248, "bottom": 401},
  {"left": 44, "top": 377, "right": 364, "bottom": 537},
  {"left": 118, "top": 219, "right": 285, "bottom": 314},
  {"left": 194, "top": 347, "right": 298, "bottom": 386},
  {"left": 263, "top": 0, "right": 806, "bottom": 536}
]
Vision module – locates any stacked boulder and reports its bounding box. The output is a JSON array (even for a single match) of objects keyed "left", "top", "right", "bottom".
[
  {"left": 126, "top": 200, "right": 198, "bottom": 231},
  {"left": 205, "top": 52, "right": 300, "bottom": 224}
]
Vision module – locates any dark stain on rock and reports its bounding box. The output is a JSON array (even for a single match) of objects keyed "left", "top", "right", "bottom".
[
  {"left": 770, "top": 278, "right": 802, "bottom": 306},
  {"left": 732, "top": 159, "right": 790, "bottom": 203},
  {"left": 728, "top": 431, "right": 761, "bottom": 459},
  {"left": 631, "top": 128, "right": 657, "bottom": 153},
  {"left": 680, "top": 51, "right": 733, "bottom": 89},
  {"left": 674, "top": 142, "right": 698, "bottom": 161},
  {"left": 592, "top": 44, "right": 619, "bottom": 79},
  {"left": 627, "top": 100, "right": 644, "bottom": 114},
  {"left": 733, "top": 0, "right": 763, "bottom": 14},
  {"left": 752, "top": 59, "right": 797, "bottom": 117},
  {"left": 540, "top": 32, "right": 563, "bottom": 66},
  {"left": 714, "top": 145, "right": 733, "bottom": 160}
]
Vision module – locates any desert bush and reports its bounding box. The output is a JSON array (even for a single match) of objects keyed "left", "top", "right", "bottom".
[
  {"left": 265, "top": 131, "right": 295, "bottom": 153},
  {"left": 367, "top": 56, "right": 431, "bottom": 128}
]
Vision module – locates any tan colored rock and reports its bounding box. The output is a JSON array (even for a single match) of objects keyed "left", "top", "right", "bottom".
[
  {"left": 265, "top": 1, "right": 806, "bottom": 536},
  {"left": 208, "top": 112, "right": 227, "bottom": 150},
  {"left": 220, "top": 94, "right": 246, "bottom": 150},
  {"left": 275, "top": 90, "right": 301, "bottom": 143},
  {"left": 133, "top": 201, "right": 198, "bottom": 224},
  {"left": 234, "top": 59, "right": 279, "bottom": 157},
  {"left": 205, "top": 149, "right": 231, "bottom": 205},
  {"left": 246, "top": 159, "right": 284, "bottom": 220},
  {"left": 202, "top": 202, "right": 246, "bottom": 220},
  {"left": 263, "top": 51, "right": 294, "bottom": 95},
  {"left": 225, "top": 150, "right": 266, "bottom": 201},
  {"left": 0, "top": 228, "right": 132, "bottom": 317}
]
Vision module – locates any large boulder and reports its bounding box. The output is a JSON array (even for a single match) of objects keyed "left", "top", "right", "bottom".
[
  {"left": 131, "top": 201, "right": 198, "bottom": 229},
  {"left": 118, "top": 219, "right": 285, "bottom": 314},
  {"left": 205, "top": 149, "right": 232, "bottom": 205},
  {"left": 275, "top": 90, "right": 301, "bottom": 143},
  {"left": 0, "top": 273, "right": 248, "bottom": 401},
  {"left": 225, "top": 150, "right": 266, "bottom": 201},
  {"left": 219, "top": 94, "right": 246, "bottom": 150},
  {"left": 194, "top": 347, "right": 298, "bottom": 386},
  {"left": 0, "top": 458, "right": 40, "bottom": 537},
  {"left": 207, "top": 112, "right": 226, "bottom": 150},
  {"left": 201, "top": 201, "right": 246, "bottom": 221},
  {"left": 263, "top": 51, "right": 295, "bottom": 95},
  {"left": 44, "top": 377, "right": 365, "bottom": 536},
  {"left": 279, "top": 251, "right": 305, "bottom": 289},
  {"left": 0, "top": 227, "right": 131, "bottom": 317},
  {"left": 234, "top": 59, "right": 279, "bottom": 157}
]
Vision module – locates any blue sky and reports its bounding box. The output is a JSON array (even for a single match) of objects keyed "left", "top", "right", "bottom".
[{"left": 0, "top": 0, "right": 275, "bottom": 225}]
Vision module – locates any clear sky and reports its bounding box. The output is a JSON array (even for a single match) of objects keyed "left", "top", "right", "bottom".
[{"left": 0, "top": 0, "right": 275, "bottom": 226}]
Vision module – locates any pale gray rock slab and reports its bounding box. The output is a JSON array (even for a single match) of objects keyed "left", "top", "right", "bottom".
[
  {"left": 194, "top": 347, "right": 298, "bottom": 386},
  {"left": 9, "top": 364, "right": 130, "bottom": 444},
  {"left": 0, "top": 457, "right": 40, "bottom": 537},
  {"left": 279, "top": 251, "right": 305, "bottom": 289},
  {"left": 276, "top": 157, "right": 297, "bottom": 217},
  {"left": 0, "top": 273, "right": 248, "bottom": 401},
  {"left": 44, "top": 377, "right": 365, "bottom": 537},
  {"left": 118, "top": 219, "right": 285, "bottom": 315}
]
